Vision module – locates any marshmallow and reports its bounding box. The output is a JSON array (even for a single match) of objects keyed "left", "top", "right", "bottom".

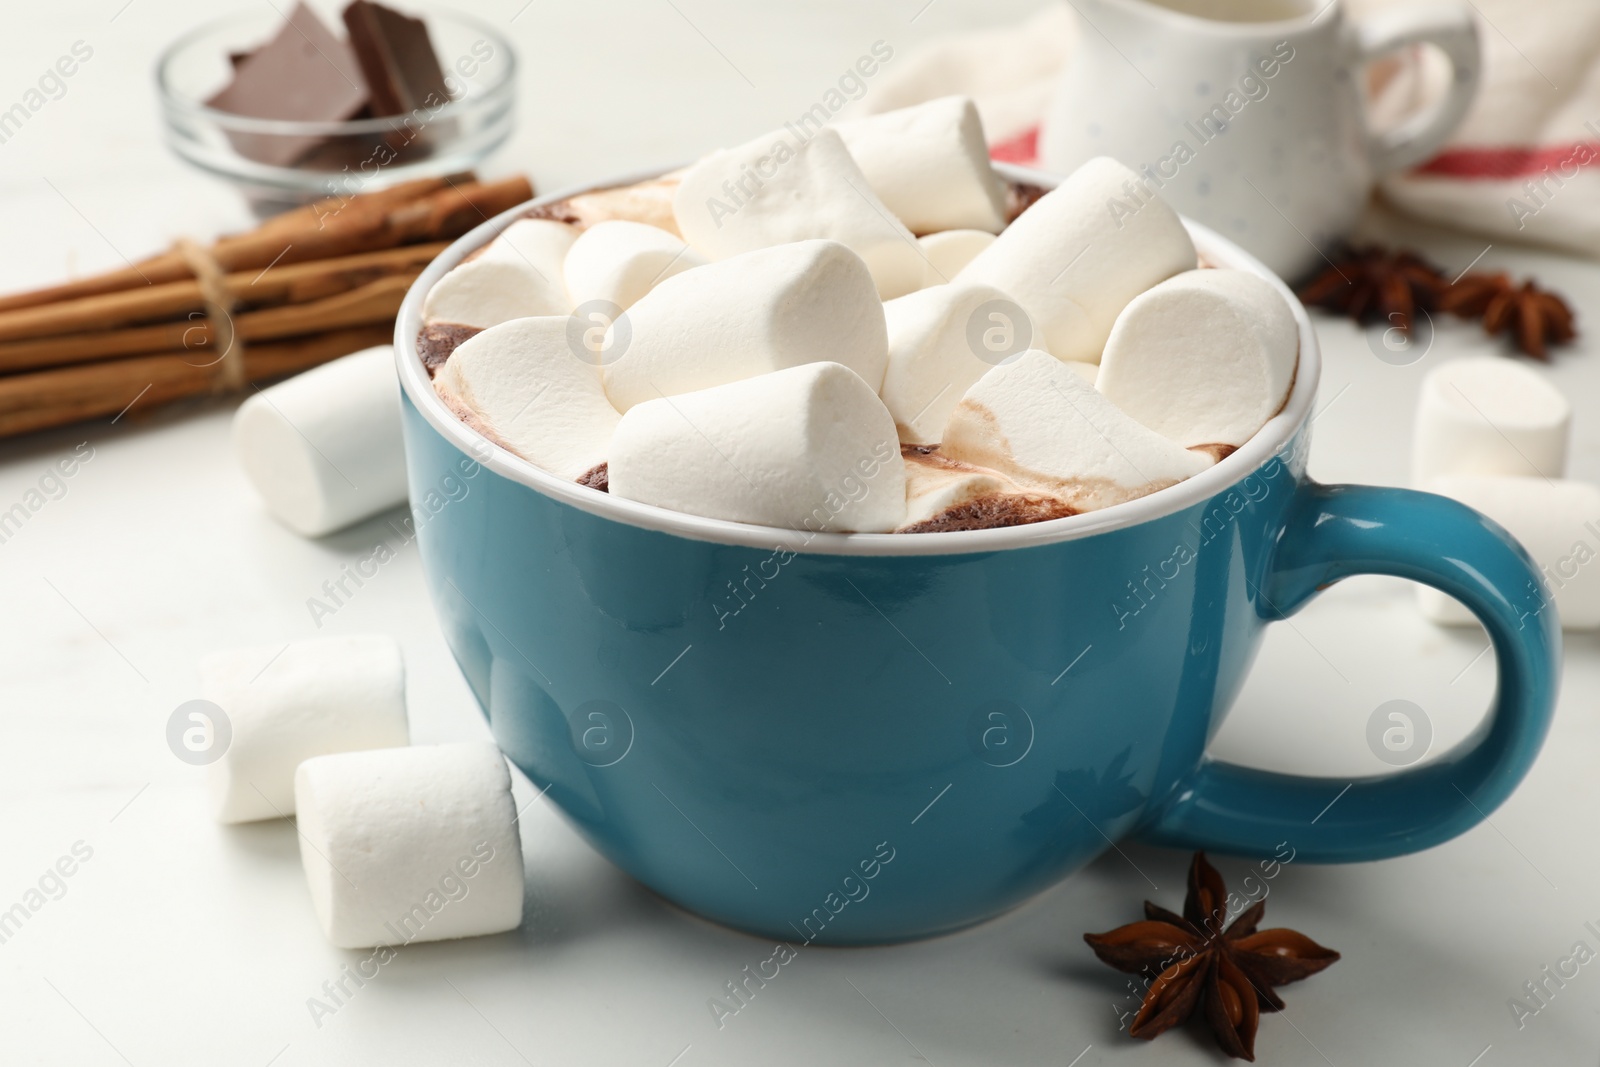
[
  {"left": 543, "top": 172, "right": 685, "bottom": 236},
  {"left": 673, "top": 127, "right": 924, "bottom": 299},
  {"left": 899, "top": 450, "right": 1072, "bottom": 532},
  {"left": 833, "top": 96, "right": 1009, "bottom": 235},
  {"left": 879, "top": 281, "right": 1039, "bottom": 444},
  {"left": 1063, "top": 360, "right": 1099, "bottom": 383},
  {"left": 200, "top": 634, "right": 409, "bottom": 824},
  {"left": 602, "top": 239, "right": 887, "bottom": 413},
  {"left": 233, "top": 346, "right": 408, "bottom": 537},
  {"left": 943, "top": 349, "right": 1211, "bottom": 512},
  {"left": 294, "top": 742, "right": 524, "bottom": 948},
  {"left": 563, "top": 220, "right": 707, "bottom": 311},
  {"left": 421, "top": 219, "right": 577, "bottom": 329},
  {"left": 956, "top": 156, "right": 1197, "bottom": 361},
  {"left": 1412, "top": 357, "right": 1570, "bottom": 483},
  {"left": 609, "top": 361, "right": 907, "bottom": 532},
  {"left": 918, "top": 229, "right": 996, "bottom": 287},
  {"left": 1418, "top": 476, "right": 1600, "bottom": 629},
  {"left": 903, "top": 461, "right": 1013, "bottom": 527},
  {"left": 435, "top": 317, "right": 620, "bottom": 481},
  {"left": 1096, "top": 269, "right": 1299, "bottom": 449}
]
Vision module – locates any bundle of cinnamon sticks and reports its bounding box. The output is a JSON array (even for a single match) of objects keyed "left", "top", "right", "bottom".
[{"left": 0, "top": 173, "right": 533, "bottom": 439}]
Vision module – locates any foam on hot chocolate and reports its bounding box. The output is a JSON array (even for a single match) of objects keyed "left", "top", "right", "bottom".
[{"left": 420, "top": 104, "right": 1299, "bottom": 535}]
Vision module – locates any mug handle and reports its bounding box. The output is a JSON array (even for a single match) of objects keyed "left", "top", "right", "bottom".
[
  {"left": 1355, "top": 2, "right": 1482, "bottom": 175},
  {"left": 1139, "top": 482, "right": 1560, "bottom": 861}
]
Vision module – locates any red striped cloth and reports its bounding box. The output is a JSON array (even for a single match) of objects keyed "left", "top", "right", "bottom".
[
  {"left": 988, "top": 126, "right": 1041, "bottom": 168},
  {"left": 1415, "top": 142, "right": 1600, "bottom": 180}
]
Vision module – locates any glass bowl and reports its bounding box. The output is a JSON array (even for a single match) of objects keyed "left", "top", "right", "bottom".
[{"left": 156, "top": 8, "right": 516, "bottom": 215}]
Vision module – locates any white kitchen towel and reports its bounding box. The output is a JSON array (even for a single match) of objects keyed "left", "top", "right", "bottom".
[{"left": 853, "top": 0, "right": 1600, "bottom": 259}]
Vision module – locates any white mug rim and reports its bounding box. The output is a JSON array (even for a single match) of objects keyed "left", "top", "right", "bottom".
[
  {"left": 395, "top": 162, "right": 1322, "bottom": 558},
  {"left": 1080, "top": 0, "right": 1336, "bottom": 33}
]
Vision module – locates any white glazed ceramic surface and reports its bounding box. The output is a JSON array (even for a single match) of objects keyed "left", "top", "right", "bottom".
[{"left": 1039, "top": 0, "right": 1480, "bottom": 280}]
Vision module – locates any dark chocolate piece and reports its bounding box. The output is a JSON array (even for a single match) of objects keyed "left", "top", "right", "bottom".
[
  {"left": 417, "top": 322, "right": 481, "bottom": 376},
  {"left": 576, "top": 463, "right": 610, "bottom": 492},
  {"left": 206, "top": 2, "right": 369, "bottom": 167},
  {"left": 343, "top": 1, "right": 452, "bottom": 117}
]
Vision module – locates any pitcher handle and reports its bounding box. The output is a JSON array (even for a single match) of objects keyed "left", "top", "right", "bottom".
[{"left": 1355, "top": 2, "right": 1482, "bottom": 174}]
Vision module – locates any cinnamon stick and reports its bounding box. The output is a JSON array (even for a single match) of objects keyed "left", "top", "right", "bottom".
[
  {"left": 0, "top": 325, "right": 394, "bottom": 438},
  {"left": 0, "top": 273, "right": 417, "bottom": 373},
  {"left": 199, "top": 175, "right": 532, "bottom": 276},
  {"left": 0, "top": 175, "right": 531, "bottom": 314},
  {"left": 234, "top": 272, "right": 411, "bottom": 341},
  {"left": 0, "top": 243, "right": 445, "bottom": 343},
  {"left": 250, "top": 175, "right": 452, "bottom": 238}
]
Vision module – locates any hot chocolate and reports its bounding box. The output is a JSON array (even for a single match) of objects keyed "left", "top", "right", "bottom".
[{"left": 418, "top": 96, "right": 1299, "bottom": 534}]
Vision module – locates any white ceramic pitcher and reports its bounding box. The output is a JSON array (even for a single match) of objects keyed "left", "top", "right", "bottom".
[{"left": 1039, "top": 0, "right": 1480, "bottom": 280}]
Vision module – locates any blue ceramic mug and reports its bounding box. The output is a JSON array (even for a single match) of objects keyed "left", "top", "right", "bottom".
[{"left": 395, "top": 166, "right": 1560, "bottom": 945}]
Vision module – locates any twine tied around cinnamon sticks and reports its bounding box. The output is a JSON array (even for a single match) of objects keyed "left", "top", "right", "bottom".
[
  {"left": 174, "top": 237, "right": 248, "bottom": 394},
  {"left": 0, "top": 173, "right": 534, "bottom": 439}
]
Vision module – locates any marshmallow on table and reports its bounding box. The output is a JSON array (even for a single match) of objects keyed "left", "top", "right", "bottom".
[
  {"left": 602, "top": 239, "right": 887, "bottom": 413},
  {"left": 1418, "top": 476, "right": 1600, "bottom": 629},
  {"left": 879, "top": 280, "right": 1040, "bottom": 444},
  {"left": 435, "top": 316, "right": 620, "bottom": 481},
  {"left": 918, "top": 229, "right": 996, "bottom": 287},
  {"left": 673, "top": 127, "right": 924, "bottom": 299},
  {"left": 609, "top": 361, "right": 907, "bottom": 533},
  {"left": 957, "top": 156, "right": 1197, "bottom": 362},
  {"left": 421, "top": 219, "right": 577, "bottom": 330},
  {"left": 295, "top": 742, "right": 524, "bottom": 948},
  {"left": 200, "top": 634, "right": 409, "bottom": 824},
  {"left": 833, "top": 96, "right": 1009, "bottom": 235},
  {"left": 1412, "top": 357, "right": 1570, "bottom": 483},
  {"left": 233, "top": 346, "right": 408, "bottom": 537},
  {"left": 1096, "top": 269, "right": 1299, "bottom": 449},
  {"left": 943, "top": 349, "right": 1211, "bottom": 512},
  {"left": 563, "top": 220, "right": 706, "bottom": 311}
]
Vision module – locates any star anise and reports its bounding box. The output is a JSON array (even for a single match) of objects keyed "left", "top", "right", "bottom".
[
  {"left": 1439, "top": 272, "right": 1577, "bottom": 360},
  {"left": 1297, "top": 246, "right": 1447, "bottom": 334},
  {"left": 1084, "top": 852, "right": 1339, "bottom": 1061},
  {"left": 1434, "top": 270, "right": 1510, "bottom": 319}
]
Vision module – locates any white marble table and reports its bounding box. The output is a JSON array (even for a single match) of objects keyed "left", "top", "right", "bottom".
[{"left": 2, "top": 2, "right": 1597, "bottom": 1064}]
